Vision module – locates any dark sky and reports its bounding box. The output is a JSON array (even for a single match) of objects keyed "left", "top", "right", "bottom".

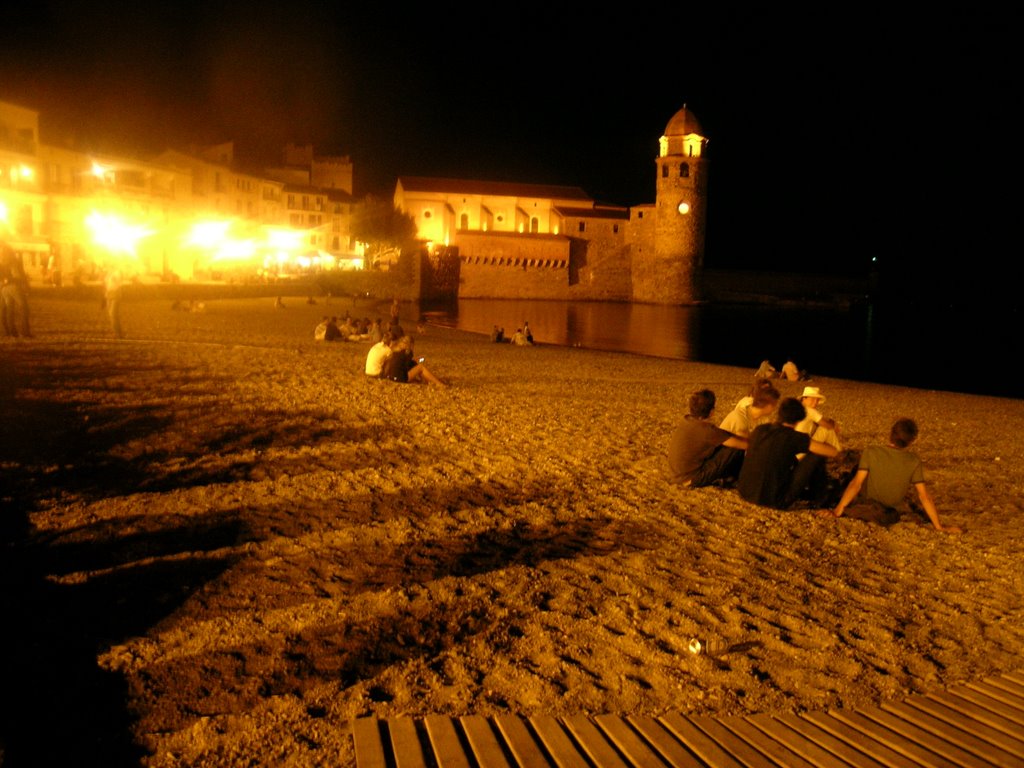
[{"left": 1, "top": 3, "right": 1019, "bottom": 289}]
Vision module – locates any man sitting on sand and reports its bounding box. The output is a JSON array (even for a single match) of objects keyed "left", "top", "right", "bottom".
[
  {"left": 668, "top": 389, "right": 747, "bottom": 488},
  {"left": 795, "top": 386, "right": 841, "bottom": 452},
  {"left": 737, "top": 397, "right": 838, "bottom": 509},
  {"left": 825, "top": 418, "right": 961, "bottom": 532},
  {"left": 364, "top": 332, "right": 393, "bottom": 378}
]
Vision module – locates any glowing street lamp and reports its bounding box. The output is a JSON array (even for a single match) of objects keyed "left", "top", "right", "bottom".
[{"left": 86, "top": 211, "right": 152, "bottom": 256}]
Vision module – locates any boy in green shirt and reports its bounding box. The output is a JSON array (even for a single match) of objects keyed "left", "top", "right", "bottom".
[{"left": 826, "top": 418, "right": 961, "bottom": 532}]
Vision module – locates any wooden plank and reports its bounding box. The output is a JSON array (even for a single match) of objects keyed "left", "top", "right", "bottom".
[
  {"left": 628, "top": 714, "right": 709, "bottom": 768},
  {"left": 459, "top": 715, "right": 517, "bottom": 768},
  {"left": 1002, "top": 670, "right": 1024, "bottom": 688},
  {"left": 910, "top": 694, "right": 1024, "bottom": 757},
  {"left": 493, "top": 714, "right": 557, "bottom": 768},
  {"left": 772, "top": 712, "right": 890, "bottom": 767},
  {"left": 826, "top": 709, "right": 963, "bottom": 768},
  {"left": 527, "top": 716, "right": 591, "bottom": 768},
  {"left": 980, "top": 674, "right": 1024, "bottom": 701},
  {"left": 353, "top": 717, "right": 391, "bottom": 768},
  {"left": 933, "top": 688, "right": 1024, "bottom": 729},
  {"left": 880, "top": 699, "right": 1022, "bottom": 766},
  {"left": 715, "top": 715, "right": 818, "bottom": 767},
  {"left": 593, "top": 714, "right": 673, "bottom": 767},
  {"left": 835, "top": 706, "right": 985, "bottom": 767},
  {"left": 689, "top": 715, "right": 790, "bottom": 768},
  {"left": 423, "top": 716, "right": 472, "bottom": 768},
  {"left": 967, "top": 680, "right": 1024, "bottom": 711},
  {"left": 743, "top": 713, "right": 851, "bottom": 767},
  {"left": 801, "top": 710, "right": 922, "bottom": 768},
  {"left": 561, "top": 715, "right": 632, "bottom": 767},
  {"left": 388, "top": 718, "right": 428, "bottom": 768}
]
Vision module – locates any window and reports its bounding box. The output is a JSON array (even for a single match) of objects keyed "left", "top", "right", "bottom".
[
  {"left": 661, "top": 165, "right": 669, "bottom": 178},
  {"left": 613, "top": 224, "right": 619, "bottom": 234},
  {"left": 423, "top": 209, "right": 432, "bottom": 219},
  {"left": 530, "top": 217, "right": 539, "bottom": 233},
  {"left": 679, "top": 163, "right": 690, "bottom": 178},
  {"left": 460, "top": 213, "right": 468, "bottom": 230},
  {"left": 578, "top": 221, "right": 586, "bottom": 233}
]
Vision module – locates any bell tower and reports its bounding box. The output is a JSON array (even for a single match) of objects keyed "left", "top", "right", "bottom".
[{"left": 635, "top": 105, "right": 709, "bottom": 304}]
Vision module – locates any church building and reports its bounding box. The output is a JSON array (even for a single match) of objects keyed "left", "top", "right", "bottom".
[{"left": 394, "top": 105, "right": 708, "bottom": 305}]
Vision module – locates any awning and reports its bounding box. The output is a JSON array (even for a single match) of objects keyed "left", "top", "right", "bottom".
[{"left": 2, "top": 238, "right": 51, "bottom": 253}]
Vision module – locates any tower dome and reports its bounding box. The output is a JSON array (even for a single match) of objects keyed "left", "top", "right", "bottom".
[
  {"left": 659, "top": 104, "right": 707, "bottom": 159},
  {"left": 664, "top": 104, "right": 703, "bottom": 138}
]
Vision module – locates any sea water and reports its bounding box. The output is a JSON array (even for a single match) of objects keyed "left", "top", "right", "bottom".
[{"left": 421, "top": 298, "right": 1021, "bottom": 400}]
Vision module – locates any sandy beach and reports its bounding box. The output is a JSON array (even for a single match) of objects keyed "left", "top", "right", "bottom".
[{"left": 1, "top": 294, "right": 1022, "bottom": 767}]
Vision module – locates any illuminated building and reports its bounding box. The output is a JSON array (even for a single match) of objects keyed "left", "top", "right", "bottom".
[
  {"left": 2, "top": 97, "right": 361, "bottom": 283},
  {"left": 395, "top": 105, "right": 709, "bottom": 304}
]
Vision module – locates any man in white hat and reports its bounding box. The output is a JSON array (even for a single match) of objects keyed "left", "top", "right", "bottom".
[{"left": 795, "top": 386, "right": 841, "bottom": 451}]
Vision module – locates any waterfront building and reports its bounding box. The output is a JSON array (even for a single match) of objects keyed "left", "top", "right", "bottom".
[{"left": 395, "top": 105, "right": 709, "bottom": 305}]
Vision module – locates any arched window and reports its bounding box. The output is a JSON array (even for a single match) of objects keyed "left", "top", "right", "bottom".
[
  {"left": 530, "top": 217, "right": 539, "bottom": 233},
  {"left": 679, "top": 163, "right": 690, "bottom": 178}
]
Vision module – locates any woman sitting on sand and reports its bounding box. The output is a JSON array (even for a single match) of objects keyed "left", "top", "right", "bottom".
[
  {"left": 719, "top": 381, "right": 780, "bottom": 438},
  {"left": 383, "top": 336, "right": 446, "bottom": 386}
]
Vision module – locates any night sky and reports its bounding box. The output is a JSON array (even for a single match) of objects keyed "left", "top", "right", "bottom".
[{"left": 2, "top": 3, "right": 1019, "bottom": 297}]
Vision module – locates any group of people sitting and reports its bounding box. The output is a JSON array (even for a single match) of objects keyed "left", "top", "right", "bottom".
[
  {"left": 314, "top": 314, "right": 395, "bottom": 343},
  {"left": 667, "top": 380, "right": 960, "bottom": 533},
  {"left": 756, "top": 358, "right": 810, "bottom": 382},
  {"left": 490, "top": 321, "right": 534, "bottom": 346},
  {"left": 364, "top": 331, "right": 446, "bottom": 386}
]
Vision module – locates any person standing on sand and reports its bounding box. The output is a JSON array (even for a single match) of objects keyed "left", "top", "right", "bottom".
[
  {"left": 1, "top": 245, "right": 32, "bottom": 338},
  {"left": 668, "top": 389, "right": 748, "bottom": 488},
  {"left": 737, "top": 397, "right": 838, "bottom": 509},
  {"left": 825, "top": 418, "right": 962, "bottom": 532},
  {"left": 104, "top": 265, "right": 124, "bottom": 339}
]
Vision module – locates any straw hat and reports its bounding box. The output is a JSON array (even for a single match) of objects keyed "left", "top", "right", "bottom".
[{"left": 800, "top": 386, "right": 825, "bottom": 404}]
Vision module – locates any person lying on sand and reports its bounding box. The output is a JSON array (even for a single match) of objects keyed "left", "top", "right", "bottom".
[
  {"left": 667, "top": 389, "right": 747, "bottom": 488},
  {"left": 824, "top": 418, "right": 962, "bottom": 532}
]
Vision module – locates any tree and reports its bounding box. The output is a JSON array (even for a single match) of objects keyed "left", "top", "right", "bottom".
[{"left": 351, "top": 195, "right": 418, "bottom": 270}]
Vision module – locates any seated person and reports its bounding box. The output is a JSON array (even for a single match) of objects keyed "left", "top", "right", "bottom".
[
  {"left": 755, "top": 360, "right": 777, "bottom": 379},
  {"left": 667, "top": 389, "right": 747, "bottom": 488},
  {"left": 781, "top": 359, "right": 806, "bottom": 381},
  {"left": 324, "top": 316, "right": 343, "bottom": 342},
  {"left": 737, "top": 397, "right": 839, "bottom": 509},
  {"left": 510, "top": 328, "right": 532, "bottom": 346},
  {"left": 364, "top": 332, "right": 393, "bottom": 377},
  {"left": 826, "top": 418, "right": 961, "bottom": 532},
  {"left": 795, "top": 386, "right": 841, "bottom": 451},
  {"left": 383, "top": 336, "right": 446, "bottom": 386},
  {"left": 368, "top": 319, "right": 384, "bottom": 345},
  {"left": 314, "top": 316, "right": 329, "bottom": 341},
  {"left": 719, "top": 382, "right": 780, "bottom": 438}
]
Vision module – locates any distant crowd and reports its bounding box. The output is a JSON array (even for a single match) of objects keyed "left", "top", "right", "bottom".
[{"left": 667, "top": 364, "right": 961, "bottom": 533}]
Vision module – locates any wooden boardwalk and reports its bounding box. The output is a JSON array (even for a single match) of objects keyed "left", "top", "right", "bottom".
[{"left": 353, "top": 669, "right": 1024, "bottom": 767}]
